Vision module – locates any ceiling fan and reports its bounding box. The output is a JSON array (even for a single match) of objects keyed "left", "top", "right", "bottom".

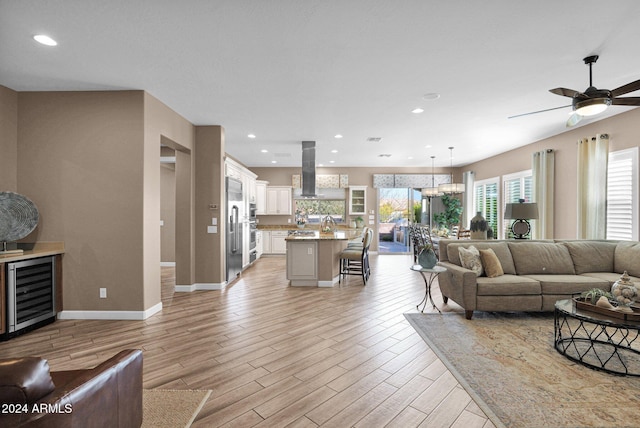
[{"left": 509, "top": 55, "right": 640, "bottom": 127}]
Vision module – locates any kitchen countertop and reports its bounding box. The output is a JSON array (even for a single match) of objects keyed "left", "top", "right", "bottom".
[
  {"left": 0, "top": 242, "right": 65, "bottom": 262},
  {"left": 285, "top": 230, "right": 361, "bottom": 241}
]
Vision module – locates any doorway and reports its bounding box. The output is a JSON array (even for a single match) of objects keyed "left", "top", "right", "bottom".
[{"left": 377, "top": 188, "right": 422, "bottom": 254}]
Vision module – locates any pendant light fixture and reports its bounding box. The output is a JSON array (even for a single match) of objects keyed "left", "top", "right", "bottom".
[
  {"left": 438, "top": 146, "right": 465, "bottom": 194},
  {"left": 421, "top": 156, "right": 441, "bottom": 197}
]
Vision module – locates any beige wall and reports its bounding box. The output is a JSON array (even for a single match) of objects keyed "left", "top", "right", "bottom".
[
  {"left": 161, "top": 162, "right": 176, "bottom": 262},
  {"left": 0, "top": 85, "right": 18, "bottom": 191},
  {"left": 195, "top": 126, "right": 225, "bottom": 285},
  {"left": 143, "top": 93, "right": 195, "bottom": 308},
  {"left": 463, "top": 107, "right": 640, "bottom": 239},
  {"left": 17, "top": 91, "right": 146, "bottom": 311}
]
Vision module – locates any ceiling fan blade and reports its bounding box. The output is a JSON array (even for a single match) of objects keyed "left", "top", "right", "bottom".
[
  {"left": 566, "top": 113, "right": 583, "bottom": 128},
  {"left": 611, "top": 79, "right": 640, "bottom": 97},
  {"left": 508, "top": 104, "right": 571, "bottom": 119},
  {"left": 549, "top": 87, "right": 581, "bottom": 97},
  {"left": 611, "top": 97, "right": 640, "bottom": 106}
]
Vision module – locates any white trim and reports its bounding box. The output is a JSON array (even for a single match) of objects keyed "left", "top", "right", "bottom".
[
  {"left": 175, "top": 282, "right": 226, "bottom": 292},
  {"left": 318, "top": 275, "right": 340, "bottom": 287},
  {"left": 160, "top": 156, "right": 176, "bottom": 164},
  {"left": 57, "top": 302, "right": 163, "bottom": 320},
  {"left": 160, "top": 261, "right": 176, "bottom": 267}
]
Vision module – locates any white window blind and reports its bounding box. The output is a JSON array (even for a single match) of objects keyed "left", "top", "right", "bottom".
[
  {"left": 606, "top": 148, "right": 638, "bottom": 240},
  {"left": 474, "top": 178, "right": 499, "bottom": 237}
]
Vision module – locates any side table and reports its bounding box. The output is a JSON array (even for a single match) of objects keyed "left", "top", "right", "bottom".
[{"left": 410, "top": 265, "right": 447, "bottom": 313}]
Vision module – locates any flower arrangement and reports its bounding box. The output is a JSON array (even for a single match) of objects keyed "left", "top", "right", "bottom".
[{"left": 295, "top": 209, "right": 308, "bottom": 226}]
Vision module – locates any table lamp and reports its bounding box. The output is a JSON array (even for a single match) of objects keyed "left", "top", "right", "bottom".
[{"left": 504, "top": 199, "right": 538, "bottom": 239}]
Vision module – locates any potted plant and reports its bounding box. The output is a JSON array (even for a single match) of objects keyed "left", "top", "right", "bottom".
[
  {"left": 416, "top": 242, "right": 437, "bottom": 269},
  {"left": 354, "top": 216, "right": 365, "bottom": 229},
  {"left": 433, "top": 193, "right": 462, "bottom": 230},
  {"left": 580, "top": 288, "right": 612, "bottom": 305}
]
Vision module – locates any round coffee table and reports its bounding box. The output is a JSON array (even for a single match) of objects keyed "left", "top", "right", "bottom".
[{"left": 554, "top": 299, "right": 640, "bottom": 376}]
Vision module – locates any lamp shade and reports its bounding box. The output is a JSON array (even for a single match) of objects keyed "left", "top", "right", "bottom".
[
  {"left": 421, "top": 187, "right": 441, "bottom": 197},
  {"left": 504, "top": 201, "right": 538, "bottom": 220},
  {"left": 438, "top": 182, "right": 465, "bottom": 194}
]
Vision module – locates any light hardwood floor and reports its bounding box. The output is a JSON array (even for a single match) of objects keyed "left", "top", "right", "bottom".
[{"left": 0, "top": 254, "right": 495, "bottom": 428}]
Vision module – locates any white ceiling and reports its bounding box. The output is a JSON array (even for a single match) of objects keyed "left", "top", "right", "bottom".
[{"left": 2, "top": 1, "right": 640, "bottom": 168}]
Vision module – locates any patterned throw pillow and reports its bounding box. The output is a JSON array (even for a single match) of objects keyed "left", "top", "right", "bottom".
[{"left": 458, "top": 245, "right": 483, "bottom": 277}]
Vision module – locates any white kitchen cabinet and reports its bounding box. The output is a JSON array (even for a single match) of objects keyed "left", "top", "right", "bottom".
[
  {"left": 266, "top": 186, "right": 292, "bottom": 215},
  {"left": 261, "top": 230, "right": 271, "bottom": 254},
  {"left": 286, "top": 241, "right": 318, "bottom": 283},
  {"left": 270, "top": 231, "right": 288, "bottom": 254},
  {"left": 255, "top": 180, "right": 268, "bottom": 215},
  {"left": 256, "top": 230, "right": 263, "bottom": 258},
  {"left": 348, "top": 186, "right": 367, "bottom": 215}
]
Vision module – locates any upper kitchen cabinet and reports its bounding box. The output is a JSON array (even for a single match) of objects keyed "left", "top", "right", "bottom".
[
  {"left": 255, "top": 180, "right": 268, "bottom": 215},
  {"left": 266, "top": 186, "right": 292, "bottom": 215},
  {"left": 348, "top": 186, "right": 367, "bottom": 215}
]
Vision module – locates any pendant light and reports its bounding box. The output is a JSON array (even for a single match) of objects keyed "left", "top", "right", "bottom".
[
  {"left": 421, "top": 156, "right": 441, "bottom": 197},
  {"left": 438, "top": 147, "right": 465, "bottom": 194}
]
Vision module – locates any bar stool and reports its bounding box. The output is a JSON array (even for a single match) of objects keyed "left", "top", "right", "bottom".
[{"left": 339, "top": 228, "right": 373, "bottom": 285}]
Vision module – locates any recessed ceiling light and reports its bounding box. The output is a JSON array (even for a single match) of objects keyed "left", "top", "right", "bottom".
[
  {"left": 260, "top": 149, "right": 268, "bottom": 153},
  {"left": 318, "top": 163, "right": 324, "bottom": 167},
  {"left": 331, "top": 149, "right": 338, "bottom": 153},
  {"left": 411, "top": 108, "right": 424, "bottom": 114},
  {"left": 248, "top": 134, "right": 256, "bottom": 139},
  {"left": 33, "top": 34, "right": 57, "bottom": 46},
  {"left": 423, "top": 93, "right": 441, "bottom": 100},
  {"left": 425, "top": 145, "right": 432, "bottom": 149},
  {"left": 271, "top": 160, "right": 277, "bottom": 164},
  {"left": 329, "top": 160, "right": 335, "bottom": 164},
  {"left": 334, "top": 134, "right": 343, "bottom": 139},
  {"left": 408, "top": 156, "right": 414, "bottom": 160}
]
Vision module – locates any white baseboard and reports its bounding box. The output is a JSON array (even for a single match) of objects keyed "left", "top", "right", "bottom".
[
  {"left": 175, "top": 282, "right": 226, "bottom": 292},
  {"left": 57, "top": 302, "right": 163, "bottom": 320},
  {"left": 160, "top": 261, "right": 176, "bottom": 267},
  {"left": 318, "top": 275, "right": 340, "bottom": 287}
]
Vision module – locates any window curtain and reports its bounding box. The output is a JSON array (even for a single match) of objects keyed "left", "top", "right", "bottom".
[
  {"left": 462, "top": 171, "right": 475, "bottom": 228},
  {"left": 532, "top": 149, "right": 554, "bottom": 239},
  {"left": 577, "top": 134, "right": 609, "bottom": 239}
]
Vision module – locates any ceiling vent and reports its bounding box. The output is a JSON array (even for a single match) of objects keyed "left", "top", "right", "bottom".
[{"left": 367, "top": 137, "right": 383, "bottom": 143}]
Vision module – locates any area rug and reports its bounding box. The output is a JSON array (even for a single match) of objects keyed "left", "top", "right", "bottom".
[
  {"left": 143, "top": 389, "right": 211, "bottom": 428},
  {"left": 405, "top": 312, "right": 640, "bottom": 428}
]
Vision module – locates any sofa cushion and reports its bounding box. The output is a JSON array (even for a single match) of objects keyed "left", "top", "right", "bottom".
[
  {"left": 0, "top": 357, "right": 56, "bottom": 404},
  {"left": 447, "top": 242, "right": 517, "bottom": 274},
  {"left": 563, "top": 241, "right": 616, "bottom": 274},
  {"left": 581, "top": 271, "right": 640, "bottom": 286},
  {"left": 476, "top": 275, "right": 540, "bottom": 296},
  {"left": 614, "top": 241, "right": 640, "bottom": 278},
  {"left": 522, "top": 274, "right": 609, "bottom": 294},
  {"left": 479, "top": 248, "right": 504, "bottom": 278},
  {"left": 458, "top": 245, "right": 483, "bottom": 276},
  {"left": 508, "top": 242, "right": 576, "bottom": 275}
]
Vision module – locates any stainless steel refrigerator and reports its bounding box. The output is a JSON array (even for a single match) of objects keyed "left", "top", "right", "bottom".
[{"left": 226, "top": 177, "right": 243, "bottom": 282}]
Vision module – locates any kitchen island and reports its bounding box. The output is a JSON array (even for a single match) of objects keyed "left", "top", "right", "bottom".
[{"left": 286, "top": 229, "right": 361, "bottom": 287}]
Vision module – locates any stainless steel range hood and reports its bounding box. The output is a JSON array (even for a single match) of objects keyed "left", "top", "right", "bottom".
[{"left": 301, "top": 141, "right": 316, "bottom": 197}]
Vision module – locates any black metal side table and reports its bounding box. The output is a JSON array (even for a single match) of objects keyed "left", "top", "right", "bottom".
[
  {"left": 554, "top": 299, "right": 640, "bottom": 376},
  {"left": 410, "top": 265, "right": 446, "bottom": 313}
]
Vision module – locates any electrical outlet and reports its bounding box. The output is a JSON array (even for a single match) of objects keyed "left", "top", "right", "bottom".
[{"left": 99, "top": 288, "right": 107, "bottom": 298}]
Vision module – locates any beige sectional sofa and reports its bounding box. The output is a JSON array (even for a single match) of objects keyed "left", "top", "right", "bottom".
[{"left": 437, "top": 239, "right": 640, "bottom": 319}]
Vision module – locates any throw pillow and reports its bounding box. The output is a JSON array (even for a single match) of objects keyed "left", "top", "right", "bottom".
[
  {"left": 479, "top": 248, "right": 504, "bottom": 278},
  {"left": 458, "top": 245, "right": 483, "bottom": 277}
]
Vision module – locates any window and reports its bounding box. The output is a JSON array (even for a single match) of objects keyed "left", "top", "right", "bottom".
[
  {"left": 503, "top": 170, "right": 533, "bottom": 238},
  {"left": 474, "top": 177, "right": 499, "bottom": 238},
  {"left": 606, "top": 148, "right": 638, "bottom": 240},
  {"left": 294, "top": 199, "right": 346, "bottom": 223}
]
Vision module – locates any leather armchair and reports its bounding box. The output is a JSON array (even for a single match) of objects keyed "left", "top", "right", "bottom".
[{"left": 0, "top": 349, "right": 143, "bottom": 427}]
